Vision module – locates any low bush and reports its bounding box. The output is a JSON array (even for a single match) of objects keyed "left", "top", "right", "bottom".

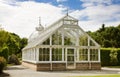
[
  {"left": 8, "top": 54, "right": 20, "bottom": 65},
  {"left": 0, "top": 57, "right": 6, "bottom": 73}
]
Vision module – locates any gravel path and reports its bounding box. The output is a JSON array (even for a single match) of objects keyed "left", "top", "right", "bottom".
[{"left": 4, "top": 65, "right": 120, "bottom": 77}]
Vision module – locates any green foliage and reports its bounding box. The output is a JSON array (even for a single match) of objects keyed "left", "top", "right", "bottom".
[
  {"left": 8, "top": 54, "right": 20, "bottom": 65},
  {"left": 72, "top": 74, "right": 120, "bottom": 77},
  {"left": 0, "top": 57, "right": 6, "bottom": 73},
  {"left": 0, "top": 30, "right": 28, "bottom": 63},
  {"left": 110, "top": 49, "right": 118, "bottom": 66},
  {"left": 100, "top": 49, "right": 110, "bottom": 66},
  {"left": 101, "top": 48, "right": 120, "bottom": 66},
  {"left": 88, "top": 24, "right": 120, "bottom": 48},
  {"left": 117, "top": 50, "right": 120, "bottom": 65},
  {"left": 0, "top": 47, "right": 9, "bottom": 61},
  {"left": 0, "top": 30, "right": 9, "bottom": 49}
]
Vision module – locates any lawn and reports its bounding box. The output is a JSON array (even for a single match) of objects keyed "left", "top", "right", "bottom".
[{"left": 72, "top": 74, "right": 120, "bottom": 77}]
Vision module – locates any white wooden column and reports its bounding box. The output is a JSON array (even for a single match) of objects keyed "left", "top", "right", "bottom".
[
  {"left": 77, "top": 48, "right": 79, "bottom": 61},
  {"left": 62, "top": 31, "right": 64, "bottom": 45},
  {"left": 50, "top": 36, "right": 52, "bottom": 45},
  {"left": 36, "top": 48, "right": 39, "bottom": 62},
  {"left": 88, "top": 49, "right": 90, "bottom": 62},
  {"left": 50, "top": 48, "right": 52, "bottom": 61},
  {"left": 62, "top": 31, "right": 64, "bottom": 61},
  {"left": 50, "top": 36, "right": 52, "bottom": 62},
  {"left": 34, "top": 48, "right": 36, "bottom": 61},
  {"left": 98, "top": 49, "right": 101, "bottom": 62},
  {"left": 33, "top": 48, "right": 35, "bottom": 61},
  {"left": 88, "top": 37, "right": 90, "bottom": 61},
  {"left": 62, "top": 48, "right": 64, "bottom": 61}
]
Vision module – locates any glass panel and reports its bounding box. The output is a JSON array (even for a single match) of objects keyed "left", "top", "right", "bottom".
[
  {"left": 64, "top": 28, "right": 76, "bottom": 45},
  {"left": 42, "top": 38, "right": 50, "bottom": 45},
  {"left": 79, "top": 49, "right": 88, "bottom": 61},
  {"left": 52, "top": 31, "right": 62, "bottom": 45},
  {"left": 67, "top": 56, "right": 74, "bottom": 61},
  {"left": 39, "top": 48, "right": 49, "bottom": 61},
  {"left": 79, "top": 35, "right": 88, "bottom": 46},
  {"left": 52, "top": 48, "right": 62, "bottom": 61},
  {"left": 90, "top": 40, "right": 95, "bottom": 46},
  {"left": 67, "top": 49, "right": 74, "bottom": 55},
  {"left": 64, "top": 36, "right": 73, "bottom": 45},
  {"left": 90, "top": 49, "right": 98, "bottom": 61},
  {"left": 67, "top": 49, "right": 74, "bottom": 62}
]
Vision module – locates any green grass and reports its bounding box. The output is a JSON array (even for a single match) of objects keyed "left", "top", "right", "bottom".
[
  {"left": 105, "top": 66, "right": 120, "bottom": 68},
  {"left": 7, "top": 64, "right": 14, "bottom": 66},
  {"left": 72, "top": 74, "right": 120, "bottom": 77}
]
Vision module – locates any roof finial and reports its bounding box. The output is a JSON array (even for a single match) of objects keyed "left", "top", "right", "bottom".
[
  {"left": 66, "top": 8, "right": 68, "bottom": 16},
  {"left": 36, "top": 16, "right": 44, "bottom": 32},
  {"left": 39, "top": 16, "right": 41, "bottom": 26}
]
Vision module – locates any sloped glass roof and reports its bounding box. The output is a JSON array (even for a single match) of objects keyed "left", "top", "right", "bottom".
[{"left": 23, "top": 15, "right": 100, "bottom": 50}]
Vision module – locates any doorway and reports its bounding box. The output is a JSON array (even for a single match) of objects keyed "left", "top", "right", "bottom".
[{"left": 66, "top": 48, "right": 75, "bottom": 69}]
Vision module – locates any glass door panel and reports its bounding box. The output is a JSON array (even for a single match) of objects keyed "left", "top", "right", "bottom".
[{"left": 67, "top": 48, "right": 75, "bottom": 69}]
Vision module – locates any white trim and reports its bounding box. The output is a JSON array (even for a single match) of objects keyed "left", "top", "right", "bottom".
[
  {"left": 36, "top": 48, "right": 39, "bottom": 61},
  {"left": 62, "top": 48, "right": 64, "bottom": 61},
  {"left": 22, "top": 60, "right": 38, "bottom": 63},
  {"left": 98, "top": 49, "right": 101, "bottom": 62},
  {"left": 88, "top": 48, "right": 90, "bottom": 62},
  {"left": 50, "top": 48, "right": 52, "bottom": 61},
  {"left": 50, "top": 36, "right": 52, "bottom": 45}
]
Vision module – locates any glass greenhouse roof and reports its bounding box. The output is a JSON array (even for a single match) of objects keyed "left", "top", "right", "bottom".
[{"left": 23, "top": 15, "right": 100, "bottom": 50}]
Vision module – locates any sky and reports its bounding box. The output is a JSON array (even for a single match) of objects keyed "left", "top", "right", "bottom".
[{"left": 0, "top": 0, "right": 120, "bottom": 38}]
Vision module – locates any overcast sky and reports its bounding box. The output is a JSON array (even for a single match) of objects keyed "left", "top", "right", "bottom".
[{"left": 0, "top": 0, "right": 120, "bottom": 38}]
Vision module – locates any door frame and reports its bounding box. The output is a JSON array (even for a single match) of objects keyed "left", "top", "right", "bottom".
[{"left": 66, "top": 47, "right": 76, "bottom": 69}]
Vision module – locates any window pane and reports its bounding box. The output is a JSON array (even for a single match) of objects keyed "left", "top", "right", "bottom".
[
  {"left": 52, "top": 48, "right": 62, "bottom": 61},
  {"left": 64, "top": 28, "right": 76, "bottom": 45},
  {"left": 39, "top": 48, "right": 49, "bottom": 61},
  {"left": 52, "top": 31, "right": 62, "bottom": 45},
  {"left": 79, "top": 49, "right": 88, "bottom": 61},
  {"left": 90, "top": 40, "right": 95, "bottom": 46},
  {"left": 42, "top": 38, "right": 50, "bottom": 45},
  {"left": 79, "top": 35, "right": 88, "bottom": 46},
  {"left": 90, "top": 49, "right": 98, "bottom": 61}
]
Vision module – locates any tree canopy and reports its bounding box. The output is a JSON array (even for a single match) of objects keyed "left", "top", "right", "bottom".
[
  {"left": 87, "top": 24, "right": 120, "bottom": 48},
  {"left": 0, "top": 30, "right": 28, "bottom": 59}
]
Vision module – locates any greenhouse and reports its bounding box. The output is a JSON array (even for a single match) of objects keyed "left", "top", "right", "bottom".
[{"left": 22, "top": 14, "right": 101, "bottom": 71}]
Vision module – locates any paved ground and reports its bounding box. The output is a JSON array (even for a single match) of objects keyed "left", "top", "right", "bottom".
[{"left": 3, "top": 65, "right": 120, "bottom": 77}]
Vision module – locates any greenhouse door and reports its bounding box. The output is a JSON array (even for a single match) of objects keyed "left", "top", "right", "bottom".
[{"left": 66, "top": 48, "right": 75, "bottom": 69}]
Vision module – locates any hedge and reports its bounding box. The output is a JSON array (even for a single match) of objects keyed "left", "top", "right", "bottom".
[
  {"left": 101, "top": 48, "right": 120, "bottom": 66},
  {"left": 100, "top": 49, "right": 110, "bottom": 66}
]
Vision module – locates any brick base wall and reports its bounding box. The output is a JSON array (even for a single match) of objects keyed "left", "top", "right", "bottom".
[
  {"left": 52, "top": 63, "right": 66, "bottom": 71},
  {"left": 37, "top": 63, "right": 51, "bottom": 71},
  {"left": 22, "top": 61, "right": 37, "bottom": 71},
  {"left": 22, "top": 61, "right": 101, "bottom": 71},
  {"left": 76, "top": 62, "right": 101, "bottom": 70}
]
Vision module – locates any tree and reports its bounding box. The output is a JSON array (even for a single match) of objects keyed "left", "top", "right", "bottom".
[
  {"left": 88, "top": 24, "right": 120, "bottom": 48},
  {"left": 0, "top": 30, "right": 9, "bottom": 50}
]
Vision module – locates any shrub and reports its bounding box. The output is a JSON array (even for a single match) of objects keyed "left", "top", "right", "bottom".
[
  {"left": 0, "top": 57, "right": 6, "bottom": 73},
  {"left": 8, "top": 54, "right": 20, "bottom": 65},
  {"left": 0, "top": 47, "right": 9, "bottom": 61},
  {"left": 100, "top": 49, "right": 111, "bottom": 66},
  {"left": 110, "top": 49, "right": 118, "bottom": 66},
  {"left": 117, "top": 50, "right": 120, "bottom": 65}
]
